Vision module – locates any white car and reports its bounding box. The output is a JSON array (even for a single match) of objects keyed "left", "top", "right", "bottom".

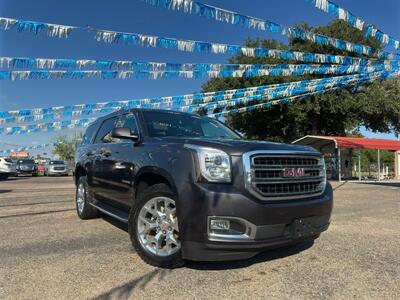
[
  {"left": 0, "top": 157, "right": 17, "bottom": 180},
  {"left": 45, "top": 160, "right": 69, "bottom": 176}
]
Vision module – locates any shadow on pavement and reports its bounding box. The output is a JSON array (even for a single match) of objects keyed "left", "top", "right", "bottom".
[
  {"left": 91, "top": 268, "right": 172, "bottom": 300},
  {"left": 186, "top": 240, "right": 314, "bottom": 271},
  {"left": 0, "top": 199, "right": 72, "bottom": 208},
  {"left": 102, "top": 215, "right": 128, "bottom": 232},
  {"left": 90, "top": 241, "right": 313, "bottom": 299},
  {"left": 0, "top": 208, "right": 75, "bottom": 219},
  {"left": 2, "top": 177, "right": 30, "bottom": 182},
  {"left": 0, "top": 189, "right": 12, "bottom": 194}
]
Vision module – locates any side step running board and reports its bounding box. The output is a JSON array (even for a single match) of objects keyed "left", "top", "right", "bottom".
[{"left": 89, "top": 201, "right": 129, "bottom": 223}]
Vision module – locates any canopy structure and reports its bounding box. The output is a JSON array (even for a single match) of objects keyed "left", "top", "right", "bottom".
[
  {"left": 293, "top": 136, "right": 400, "bottom": 181},
  {"left": 293, "top": 136, "right": 400, "bottom": 151}
]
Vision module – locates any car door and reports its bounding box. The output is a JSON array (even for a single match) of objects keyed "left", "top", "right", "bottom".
[
  {"left": 91, "top": 116, "right": 119, "bottom": 201},
  {"left": 101, "top": 113, "right": 140, "bottom": 208}
]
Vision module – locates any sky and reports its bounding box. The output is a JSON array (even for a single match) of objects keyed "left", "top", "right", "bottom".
[{"left": 0, "top": 0, "right": 399, "bottom": 156}]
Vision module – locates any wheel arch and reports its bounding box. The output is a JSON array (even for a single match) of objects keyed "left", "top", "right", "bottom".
[{"left": 134, "top": 167, "right": 178, "bottom": 199}]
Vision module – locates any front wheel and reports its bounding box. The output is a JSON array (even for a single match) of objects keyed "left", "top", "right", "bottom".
[{"left": 129, "top": 184, "right": 184, "bottom": 268}]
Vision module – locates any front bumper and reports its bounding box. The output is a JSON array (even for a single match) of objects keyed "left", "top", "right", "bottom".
[
  {"left": 176, "top": 181, "right": 333, "bottom": 261},
  {"left": 47, "top": 170, "right": 68, "bottom": 175},
  {"left": 17, "top": 170, "right": 37, "bottom": 174}
]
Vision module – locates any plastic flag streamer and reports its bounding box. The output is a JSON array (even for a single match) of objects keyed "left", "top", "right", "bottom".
[
  {"left": 1, "top": 70, "right": 397, "bottom": 124},
  {"left": 0, "top": 17, "right": 75, "bottom": 38},
  {"left": 208, "top": 88, "right": 339, "bottom": 118},
  {"left": 0, "top": 64, "right": 395, "bottom": 81},
  {"left": 0, "top": 90, "right": 332, "bottom": 154},
  {"left": 140, "top": 0, "right": 400, "bottom": 60},
  {"left": 0, "top": 70, "right": 392, "bottom": 121},
  {"left": 0, "top": 142, "right": 61, "bottom": 156},
  {"left": 1, "top": 16, "right": 399, "bottom": 64},
  {"left": 2, "top": 56, "right": 398, "bottom": 72},
  {"left": 1, "top": 70, "right": 396, "bottom": 135},
  {"left": 305, "top": 0, "right": 400, "bottom": 49}
]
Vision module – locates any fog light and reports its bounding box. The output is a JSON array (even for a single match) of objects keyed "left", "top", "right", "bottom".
[{"left": 210, "top": 219, "right": 230, "bottom": 231}]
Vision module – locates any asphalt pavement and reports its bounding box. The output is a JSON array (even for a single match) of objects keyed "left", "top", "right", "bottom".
[{"left": 0, "top": 176, "right": 399, "bottom": 299}]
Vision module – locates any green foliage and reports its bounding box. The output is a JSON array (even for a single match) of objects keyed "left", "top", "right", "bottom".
[
  {"left": 53, "top": 132, "right": 83, "bottom": 161},
  {"left": 202, "top": 20, "right": 400, "bottom": 142}
]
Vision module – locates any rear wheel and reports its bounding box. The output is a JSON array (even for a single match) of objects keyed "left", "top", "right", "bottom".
[
  {"left": 129, "top": 184, "right": 184, "bottom": 268},
  {"left": 76, "top": 176, "right": 98, "bottom": 219}
]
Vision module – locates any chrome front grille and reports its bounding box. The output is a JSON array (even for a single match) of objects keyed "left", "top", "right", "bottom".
[{"left": 243, "top": 151, "right": 326, "bottom": 201}]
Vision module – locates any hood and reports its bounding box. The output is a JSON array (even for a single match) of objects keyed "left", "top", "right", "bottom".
[
  {"left": 157, "top": 137, "right": 319, "bottom": 156},
  {"left": 18, "top": 163, "right": 36, "bottom": 169}
]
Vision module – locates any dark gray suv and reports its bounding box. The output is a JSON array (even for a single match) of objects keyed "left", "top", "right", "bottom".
[{"left": 75, "top": 109, "right": 332, "bottom": 268}]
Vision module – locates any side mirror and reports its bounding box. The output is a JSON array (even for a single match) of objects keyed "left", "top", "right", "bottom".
[{"left": 111, "top": 127, "right": 139, "bottom": 141}]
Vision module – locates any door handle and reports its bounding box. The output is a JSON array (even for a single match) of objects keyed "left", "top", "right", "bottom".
[{"left": 100, "top": 148, "right": 112, "bottom": 157}]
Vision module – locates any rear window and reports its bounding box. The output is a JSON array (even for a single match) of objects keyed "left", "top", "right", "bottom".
[{"left": 49, "top": 161, "right": 64, "bottom": 165}]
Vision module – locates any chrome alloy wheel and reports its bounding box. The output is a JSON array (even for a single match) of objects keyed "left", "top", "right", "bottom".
[
  {"left": 76, "top": 182, "right": 85, "bottom": 214},
  {"left": 137, "top": 196, "right": 181, "bottom": 257}
]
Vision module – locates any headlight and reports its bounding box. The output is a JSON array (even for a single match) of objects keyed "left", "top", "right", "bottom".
[{"left": 186, "top": 145, "right": 231, "bottom": 182}]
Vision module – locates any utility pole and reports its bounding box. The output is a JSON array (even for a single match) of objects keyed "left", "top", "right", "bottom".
[{"left": 377, "top": 149, "right": 381, "bottom": 181}]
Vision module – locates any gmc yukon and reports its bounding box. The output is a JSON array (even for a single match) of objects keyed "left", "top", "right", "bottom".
[{"left": 74, "top": 109, "right": 332, "bottom": 268}]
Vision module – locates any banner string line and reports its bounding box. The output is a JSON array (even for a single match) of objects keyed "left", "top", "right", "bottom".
[
  {"left": 0, "top": 16, "right": 399, "bottom": 64},
  {"left": 0, "top": 89, "right": 333, "bottom": 154},
  {"left": 305, "top": 0, "right": 399, "bottom": 49},
  {"left": 1, "top": 70, "right": 396, "bottom": 135},
  {"left": 0, "top": 63, "right": 395, "bottom": 81},
  {"left": 139, "top": 0, "right": 399, "bottom": 60},
  {"left": 208, "top": 87, "right": 339, "bottom": 118},
  {"left": 2, "top": 56, "right": 399, "bottom": 72},
  {"left": 0, "top": 70, "right": 393, "bottom": 123}
]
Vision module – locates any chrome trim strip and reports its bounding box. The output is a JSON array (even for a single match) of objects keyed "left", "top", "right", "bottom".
[
  {"left": 89, "top": 203, "right": 128, "bottom": 223},
  {"left": 243, "top": 150, "right": 326, "bottom": 201}
]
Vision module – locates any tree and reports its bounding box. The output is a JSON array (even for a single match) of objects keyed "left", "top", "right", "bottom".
[
  {"left": 52, "top": 132, "right": 83, "bottom": 161},
  {"left": 202, "top": 20, "right": 400, "bottom": 142}
]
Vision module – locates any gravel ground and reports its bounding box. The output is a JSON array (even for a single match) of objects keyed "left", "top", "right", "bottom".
[{"left": 0, "top": 176, "right": 399, "bottom": 300}]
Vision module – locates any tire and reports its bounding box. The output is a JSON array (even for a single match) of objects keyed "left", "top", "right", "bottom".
[
  {"left": 76, "top": 175, "right": 99, "bottom": 220},
  {"left": 128, "top": 183, "right": 184, "bottom": 268}
]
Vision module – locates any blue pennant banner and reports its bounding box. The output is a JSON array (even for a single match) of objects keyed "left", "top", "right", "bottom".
[
  {"left": 0, "top": 70, "right": 398, "bottom": 123},
  {"left": 3, "top": 57, "right": 398, "bottom": 72},
  {"left": 0, "top": 64, "right": 394, "bottom": 81},
  {"left": 305, "top": 0, "right": 399, "bottom": 49},
  {"left": 0, "top": 17, "right": 75, "bottom": 38},
  {"left": 1, "top": 70, "right": 397, "bottom": 135},
  {"left": 0, "top": 142, "right": 61, "bottom": 156},
  {"left": 1, "top": 16, "right": 398, "bottom": 63},
  {"left": 140, "top": 0, "right": 399, "bottom": 60},
  {"left": 209, "top": 88, "right": 339, "bottom": 118}
]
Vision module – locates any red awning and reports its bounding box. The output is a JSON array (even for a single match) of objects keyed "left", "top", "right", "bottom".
[
  {"left": 293, "top": 135, "right": 400, "bottom": 151},
  {"left": 323, "top": 137, "right": 400, "bottom": 151}
]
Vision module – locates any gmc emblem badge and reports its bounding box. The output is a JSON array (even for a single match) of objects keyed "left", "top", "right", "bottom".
[{"left": 283, "top": 167, "right": 306, "bottom": 178}]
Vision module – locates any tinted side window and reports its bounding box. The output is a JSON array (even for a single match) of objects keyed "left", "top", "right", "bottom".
[
  {"left": 113, "top": 114, "right": 139, "bottom": 143},
  {"left": 81, "top": 123, "right": 98, "bottom": 145},
  {"left": 93, "top": 117, "right": 118, "bottom": 144},
  {"left": 116, "top": 113, "right": 138, "bottom": 132}
]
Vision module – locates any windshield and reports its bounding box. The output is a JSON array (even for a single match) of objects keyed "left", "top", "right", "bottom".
[
  {"left": 49, "top": 161, "right": 64, "bottom": 165},
  {"left": 18, "top": 160, "right": 35, "bottom": 164},
  {"left": 142, "top": 111, "right": 242, "bottom": 140},
  {"left": 4, "top": 158, "right": 13, "bottom": 163}
]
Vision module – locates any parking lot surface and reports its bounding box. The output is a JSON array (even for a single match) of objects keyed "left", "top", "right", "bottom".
[{"left": 0, "top": 176, "right": 399, "bottom": 300}]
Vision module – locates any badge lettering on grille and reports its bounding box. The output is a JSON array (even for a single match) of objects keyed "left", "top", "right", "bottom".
[{"left": 283, "top": 167, "right": 306, "bottom": 178}]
